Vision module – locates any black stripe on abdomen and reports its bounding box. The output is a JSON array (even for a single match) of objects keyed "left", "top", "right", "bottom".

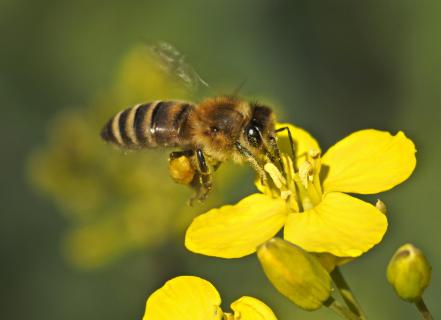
[
  {"left": 150, "top": 101, "right": 173, "bottom": 145},
  {"left": 101, "top": 118, "right": 117, "bottom": 144},
  {"left": 118, "top": 108, "right": 133, "bottom": 146},
  {"left": 173, "top": 103, "right": 191, "bottom": 131},
  {"left": 134, "top": 103, "right": 152, "bottom": 145}
]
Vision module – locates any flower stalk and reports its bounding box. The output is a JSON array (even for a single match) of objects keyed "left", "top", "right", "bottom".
[
  {"left": 324, "top": 297, "right": 360, "bottom": 320},
  {"left": 331, "top": 267, "right": 366, "bottom": 320},
  {"left": 415, "top": 298, "right": 433, "bottom": 320}
]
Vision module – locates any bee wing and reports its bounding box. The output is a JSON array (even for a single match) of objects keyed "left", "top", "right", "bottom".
[{"left": 148, "top": 41, "right": 210, "bottom": 94}]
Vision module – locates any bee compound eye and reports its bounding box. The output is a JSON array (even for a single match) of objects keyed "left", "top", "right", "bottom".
[
  {"left": 246, "top": 126, "right": 261, "bottom": 147},
  {"left": 211, "top": 126, "right": 219, "bottom": 133}
]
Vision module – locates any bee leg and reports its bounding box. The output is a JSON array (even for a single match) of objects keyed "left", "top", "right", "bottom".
[
  {"left": 212, "top": 161, "right": 222, "bottom": 172},
  {"left": 188, "top": 154, "right": 212, "bottom": 205},
  {"left": 168, "top": 150, "right": 198, "bottom": 189},
  {"left": 254, "top": 126, "right": 276, "bottom": 164},
  {"left": 275, "top": 127, "right": 296, "bottom": 161},
  {"left": 269, "top": 135, "right": 286, "bottom": 176},
  {"left": 168, "top": 150, "right": 213, "bottom": 205},
  {"left": 169, "top": 150, "right": 194, "bottom": 160},
  {"left": 235, "top": 142, "right": 268, "bottom": 184},
  {"left": 195, "top": 149, "right": 212, "bottom": 201},
  {"left": 188, "top": 172, "right": 203, "bottom": 206}
]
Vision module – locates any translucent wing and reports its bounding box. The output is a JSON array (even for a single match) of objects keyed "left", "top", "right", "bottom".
[{"left": 148, "top": 41, "right": 210, "bottom": 93}]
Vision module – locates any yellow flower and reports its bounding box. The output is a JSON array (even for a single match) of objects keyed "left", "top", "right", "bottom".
[
  {"left": 143, "top": 276, "right": 277, "bottom": 320},
  {"left": 186, "top": 123, "right": 416, "bottom": 259}
]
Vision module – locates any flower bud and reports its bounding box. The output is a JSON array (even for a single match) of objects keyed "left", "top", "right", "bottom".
[
  {"left": 257, "top": 238, "right": 332, "bottom": 310},
  {"left": 387, "top": 243, "right": 431, "bottom": 302},
  {"left": 376, "top": 199, "right": 387, "bottom": 214}
]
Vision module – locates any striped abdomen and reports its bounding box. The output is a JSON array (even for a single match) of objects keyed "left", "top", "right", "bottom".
[{"left": 101, "top": 101, "right": 194, "bottom": 149}]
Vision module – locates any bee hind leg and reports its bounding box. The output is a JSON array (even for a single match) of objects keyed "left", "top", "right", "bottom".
[
  {"left": 168, "top": 150, "right": 197, "bottom": 186},
  {"left": 169, "top": 150, "right": 194, "bottom": 159},
  {"left": 189, "top": 149, "right": 212, "bottom": 204},
  {"left": 187, "top": 174, "right": 212, "bottom": 206},
  {"left": 168, "top": 149, "right": 213, "bottom": 206}
]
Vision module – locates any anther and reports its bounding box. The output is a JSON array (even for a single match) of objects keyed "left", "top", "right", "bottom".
[
  {"left": 308, "top": 148, "right": 321, "bottom": 159},
  {"left": 299, "top": 161, "right": 313, "bottom": 189}
]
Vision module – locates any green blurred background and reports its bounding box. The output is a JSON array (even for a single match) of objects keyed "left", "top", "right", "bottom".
[{"left": 1, "top": 0, "right": 440, "bottom": 319}]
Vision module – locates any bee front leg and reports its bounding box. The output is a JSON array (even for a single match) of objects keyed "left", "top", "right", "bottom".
[
  {"left": 275, "top": 127, "right": 296, "bottom": 160},
  {"left": 269, "top": 135, "right": 285, "bottom": 175},
  {"left": 235, "top": 142, "right": 268, "bottom": 184}
]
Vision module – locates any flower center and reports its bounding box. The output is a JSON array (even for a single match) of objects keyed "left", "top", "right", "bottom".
[{"left": 264, "top": 148, "right": 323, "bottom": 212}]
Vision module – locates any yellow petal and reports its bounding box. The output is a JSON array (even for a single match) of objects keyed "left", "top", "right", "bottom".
[
  {"left": 230, "top": 296, "right": 277, "bottom": 320},
  {"left": 185, "top": 194, "right": 288, "bottom": 258},
  {"left": 144, "top": 276, "right": 222, "bottom": 320},
  {"left": 276, "top": 123, "right": 321, "bottom": 167},
  {"left": 322, "top": 130, "right": 416, "bottom": 194},
  {"left": 284, "top": 192, "right": 388, "bottom": 257},
  {"left": 254, "top": 176, "right": 271, "bottom": 196}
]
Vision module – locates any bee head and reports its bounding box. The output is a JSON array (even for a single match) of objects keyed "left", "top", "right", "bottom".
[
  {"left": 192, "top": 97, "right": 248, "bottom": 160},
  {"left": 242, "top": 104, "right": 275, "bottom": 157}
]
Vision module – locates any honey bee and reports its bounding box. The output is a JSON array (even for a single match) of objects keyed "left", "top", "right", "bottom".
[{"left": 101, "top": 43, "right": 292, "bottom": 204}]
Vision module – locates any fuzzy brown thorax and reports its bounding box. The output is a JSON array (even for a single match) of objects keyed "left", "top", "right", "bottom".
[{"left": 189, "top": 96, "right": 252, "bottom": 162}]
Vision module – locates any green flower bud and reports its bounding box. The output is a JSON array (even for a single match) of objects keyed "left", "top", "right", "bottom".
[
  {"left": 257, "top": 238, "right": 332, "bottom": 311},
  {"left": 387, "top": 243, "right": 431, "bottom": 302}
]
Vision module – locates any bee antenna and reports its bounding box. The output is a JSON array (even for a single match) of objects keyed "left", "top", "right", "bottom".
[{"left": 230, "top": 78, "right": 248, "bottom": 98}]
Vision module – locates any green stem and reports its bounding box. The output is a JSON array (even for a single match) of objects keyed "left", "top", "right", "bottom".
[
  {"left": 324, "top": 297, "right": 359, "bottom": 320},
  {"left": 415, "top": 298, "right": 433, "bottom": 320},
  {"left": 331, "top": 267, "right": 366, "bottom": 320}
]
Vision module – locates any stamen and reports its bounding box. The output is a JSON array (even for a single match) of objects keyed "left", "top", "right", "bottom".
[
  {"left": 281, "top": 155, "right": 295, "bottom": 185},
  {"left": 296, "top": 159, "right": 322, "bottom": 209},
  {"left": 262, "top": 147, "right": 324, "bottom": 212},
  {"left": 293, "top": 174, "right": 312, "bottom": 210},
  {"left": 308, "top": 148, "right": 321, "bottom": 159},
  {"left": 280, "top": 190, "right": 292, "bottom": 200},
  {"left": 298, "top": 161, "right": 313, "bottom": 189},
  {"left": 307, "top": 148, "right": 323, "bottom": 196},
  {"left": 264, "top": 163, "right": 286, "bottom": 189}
]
